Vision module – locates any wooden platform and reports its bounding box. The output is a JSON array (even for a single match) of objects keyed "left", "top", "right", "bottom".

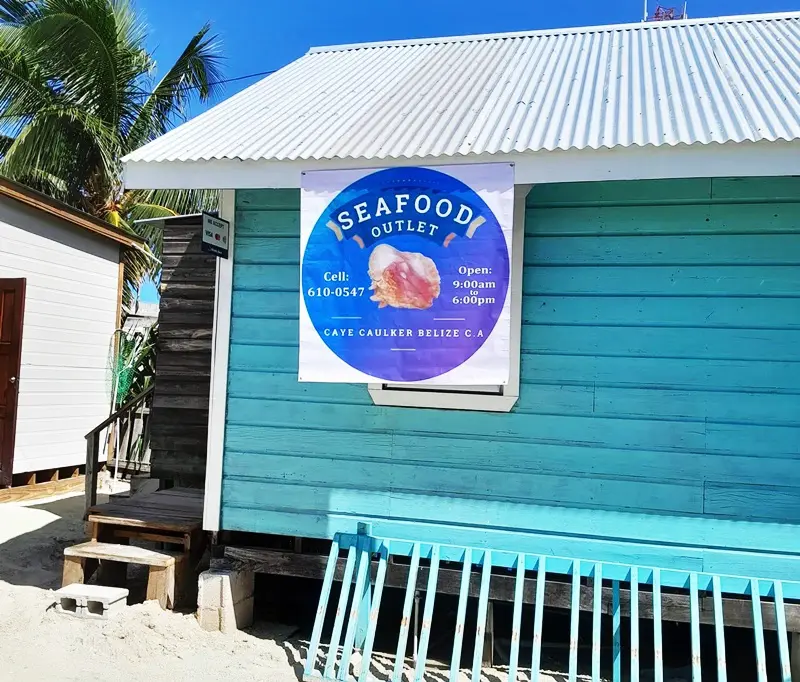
[{"left": 87, "top": 487, "right": 204, "bottom": 534}]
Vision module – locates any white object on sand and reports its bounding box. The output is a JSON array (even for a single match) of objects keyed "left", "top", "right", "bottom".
[{"left": 54, "top": 584, "right": 129, "bottom": 619}]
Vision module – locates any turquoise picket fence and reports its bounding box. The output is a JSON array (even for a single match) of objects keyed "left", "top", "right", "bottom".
[{"left": 304, "top": 532, "right": 800, "bottom": 682}]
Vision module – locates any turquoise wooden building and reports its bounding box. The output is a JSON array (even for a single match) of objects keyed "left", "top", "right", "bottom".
[{"left": 125, "top": 12, "right": 800, "bottom": 682}]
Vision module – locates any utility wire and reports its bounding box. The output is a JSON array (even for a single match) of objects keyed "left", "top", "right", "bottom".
[
  {"left": 133, "top": 68, "right": 278, "bottom": 97},
  {"left": 204, "top": 69, "right": 277, "bottom": 87},
  {"left": 163, "top": 68, "right": 278, "bottom": 95}
]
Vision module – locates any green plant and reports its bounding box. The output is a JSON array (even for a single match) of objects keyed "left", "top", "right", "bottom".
[
  {"left": 109, "top": 324, "right": 157, "bottom": 406},
  {"left": 0, "top": 0, "right": 222, "bottom": 308}
]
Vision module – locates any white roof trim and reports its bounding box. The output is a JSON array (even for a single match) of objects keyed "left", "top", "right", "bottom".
[
  {"left": 124, "top": 141, "right": 800, "bottom": 190},
  {"left": 309, "top": 11, "right": 800, "bottom": 53}
]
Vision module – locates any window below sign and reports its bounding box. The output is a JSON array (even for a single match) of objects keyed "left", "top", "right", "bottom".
[{"left": 367, "top": 185, "right": 529, "bottom": 413}]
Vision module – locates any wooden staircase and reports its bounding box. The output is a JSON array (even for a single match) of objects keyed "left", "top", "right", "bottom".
[{"left": 62, "top": 488, "right": 204, "bottom": 610}]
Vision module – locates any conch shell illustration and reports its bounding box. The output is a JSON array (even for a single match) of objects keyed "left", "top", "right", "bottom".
[{"left": 368, "top": 244, "right": 441, "bottom": 310}]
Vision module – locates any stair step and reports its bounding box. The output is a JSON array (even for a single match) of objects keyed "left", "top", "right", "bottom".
[{"left": 64, "top": 541, "right": 183, "bottom": 567}]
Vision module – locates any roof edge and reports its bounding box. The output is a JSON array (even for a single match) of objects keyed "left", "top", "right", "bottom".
[
  {"left": 122, "top": 141, "right": 800, "bottom": 191},
  {"left": 308, "top": 10, "right": 800, "bottom": 53},
  {"left": 0, "top": 176, "right": 144, "bottom": 248}
]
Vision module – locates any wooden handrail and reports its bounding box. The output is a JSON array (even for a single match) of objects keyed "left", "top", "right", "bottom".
[
  {"left": 85, "top": 384, "right": 156, "bottom": 512},
  {"left": 85, "top": 384, "right": 155, "bottom": 438}
]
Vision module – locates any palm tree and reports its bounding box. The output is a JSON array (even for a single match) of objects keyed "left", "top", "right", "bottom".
[{"left": 0, "top": 0, "right": 223, "bottom": 307}]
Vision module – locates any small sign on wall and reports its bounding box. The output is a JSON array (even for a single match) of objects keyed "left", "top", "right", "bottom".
[{"left": 202, "top": 212, "right": 229, "bottom": 258}]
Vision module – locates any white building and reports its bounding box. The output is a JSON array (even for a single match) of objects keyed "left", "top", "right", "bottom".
[{"left": 0, "top": 177, "right": 142, "bottom": 485}]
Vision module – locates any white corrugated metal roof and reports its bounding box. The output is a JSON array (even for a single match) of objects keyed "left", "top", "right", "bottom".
[{"left": 125, "top": 12, "right": 800, "bottom": 165}]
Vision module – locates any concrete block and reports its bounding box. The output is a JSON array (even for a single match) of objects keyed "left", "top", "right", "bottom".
[
  {"left": 196, "top": 606, "right": 222, "bottom": 632},
  {"left": 197, "top": 570, "right": 224, "bottom": 610},
  {"left": 222, "top": 595, "right": 254, "bottom": 634},
  {"left": 228, "top": 570, "right": 255, "bottom": 604},
  {"left": 196, "top": 568, "right": 254, "bottom": 633},
  {"left": 55, "top": 584, "right": 129, "bottom": 619}
]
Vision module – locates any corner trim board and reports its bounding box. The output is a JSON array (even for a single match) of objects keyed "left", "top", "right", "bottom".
[
  {"left": 204, "top": 189, "right": 235, "bottom": 531},
  {"left": 116, "top": 255, "right": 125, "bottom": 328}
]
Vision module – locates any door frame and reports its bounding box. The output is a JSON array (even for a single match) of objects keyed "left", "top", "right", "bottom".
[{"left": 0, "top": 278, "right": 26, "bottom": 487}]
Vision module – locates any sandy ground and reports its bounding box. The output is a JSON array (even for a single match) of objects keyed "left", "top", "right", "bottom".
[
  {"left": 0, "top": 492, "right": 570, "bottom": 682},
  {"left": 0, "top": 492, "right": 305, "bottom": 682},
  {"left": 0, "top": 491, "right": 697, "bottom": 682}
]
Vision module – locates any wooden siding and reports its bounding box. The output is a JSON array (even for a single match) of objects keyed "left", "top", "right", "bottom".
[
  {"left": 0, "top": 198, "right": 119, "bottom": 472},
  {"left": 221, "top": 178, "right": 800, "bottom": 579},
  {"left": 149, "top": 217, "right": 215, "bottom": 486}
]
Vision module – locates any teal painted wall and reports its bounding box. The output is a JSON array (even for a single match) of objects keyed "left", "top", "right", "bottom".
[{"left": 221, "top": 177, "right": 800, "bottom": 579}]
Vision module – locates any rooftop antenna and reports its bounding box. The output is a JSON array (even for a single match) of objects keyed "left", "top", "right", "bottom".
[{"left": 645, "top": 2, "right": 687, "bottom": 21}]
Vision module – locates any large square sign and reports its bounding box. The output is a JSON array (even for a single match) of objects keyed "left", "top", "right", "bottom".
[{"left": 299, "top": 163, "right": 514, "bottom": 384}]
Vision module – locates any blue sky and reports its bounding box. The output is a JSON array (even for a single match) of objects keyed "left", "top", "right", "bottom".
[
  {"left": 134, "top": 0, "right": 797, "bottom": 304},
  {"left": 137, "top": 0, "right": 798, "bottom": 80}
]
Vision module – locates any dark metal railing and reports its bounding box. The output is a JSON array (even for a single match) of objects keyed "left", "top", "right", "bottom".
[{"left": 85, "top": 384, "right": 155, "bottom": 511}]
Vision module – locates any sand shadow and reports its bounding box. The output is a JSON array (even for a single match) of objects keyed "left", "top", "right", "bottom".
[
  {"left": 279, "top": 639, "right": 307, "bottom": 682},
  {"left": 0, "top": 494, "right": 88, "bottom": 589},
  {"left": 290, "top": 642, "right": 527, "bottom": 682}
]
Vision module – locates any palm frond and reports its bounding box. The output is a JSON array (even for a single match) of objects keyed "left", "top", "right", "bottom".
[
  {"left": 120, "top": 236, "right": 160, "bottom": 311},
  {"left": 126, "top": 22, "right": 222, "bottom": 149},
  {"left": 122, "top": 323, "right": 157, "bottom": 400},
  {"left": 0, "top": 1, "right": 38, "bottom": 24},
  {"left": 112, "top": 323, "right": 157, "bottom": 404},
  {"left": 131, "top": 187, "right": 218, "bottom": 215},
  {"left": 0, "top": 31, "right": 53, "bottom": 119},
  {"left": 125, "top": 202, "right": 177, "bottom": 222},
  {"left": 0, "top": 0, "right": 221, "bottom": 318},
  {"left": 114, "top": 197, "right": 176, "bottom": 310},
  {"left": 0, "top": 132, "right": 13, "bottom": 154},
  {"left": 125, "top": 212, "right": 163, "bottom": 252},
  {"left": 22, "top": 2, "right": 122, "bottom": 118},
  {"left": 6, "top": 166, "right": 68, "bottom": 198},
  {"left": 1, "top": 104, "right": 120, "bottom": 195},
  {"left": 0, "top": 0, "right": 224, "bottom": 399}
]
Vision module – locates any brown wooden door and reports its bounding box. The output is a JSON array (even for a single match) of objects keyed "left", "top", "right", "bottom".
[{"left": 0, "top": 279, "right": 25, "bottom": 487}]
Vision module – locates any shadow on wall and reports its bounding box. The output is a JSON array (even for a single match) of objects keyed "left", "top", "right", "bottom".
[{"left": 0, "top": 494, "right": 87, "bottom": 588}]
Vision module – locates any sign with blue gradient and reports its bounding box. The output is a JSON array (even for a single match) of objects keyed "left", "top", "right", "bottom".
[{"left": 299, "top": 163, "right": 514, "bottom": 384}]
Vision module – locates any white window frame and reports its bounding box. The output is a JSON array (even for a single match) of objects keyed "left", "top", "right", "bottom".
[{"left": 367, "top": 184, "right": 531, "bottom": 413}]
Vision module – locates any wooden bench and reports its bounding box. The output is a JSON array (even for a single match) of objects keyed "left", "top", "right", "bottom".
[{"left": 63, "top": 542, "right": 187, "bottom": 610}]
